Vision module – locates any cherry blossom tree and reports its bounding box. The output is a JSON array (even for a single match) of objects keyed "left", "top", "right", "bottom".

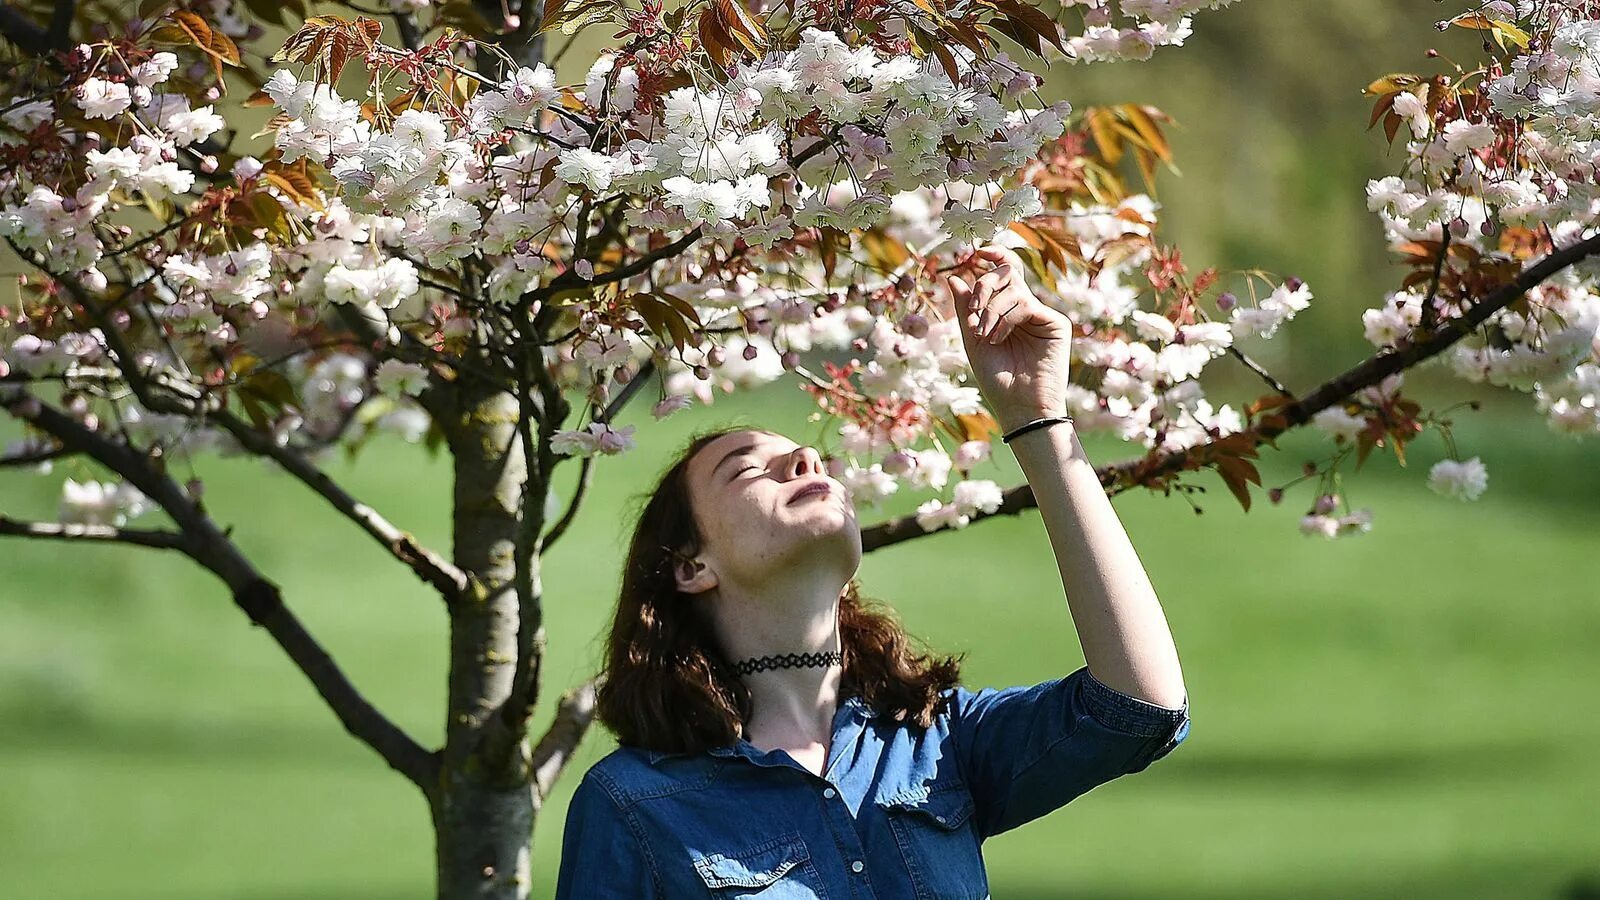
[{"left": 2, "top": 0, "right": 1597, "bottom": 896}]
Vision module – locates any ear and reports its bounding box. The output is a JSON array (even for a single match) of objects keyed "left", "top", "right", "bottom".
[{"left": 673, "top": 553, "right": 719, "bottom": 595}]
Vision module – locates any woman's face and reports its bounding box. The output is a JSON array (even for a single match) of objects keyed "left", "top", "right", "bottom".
[{"left": 678, "top": 429, "right": 861, "bottom": 593}]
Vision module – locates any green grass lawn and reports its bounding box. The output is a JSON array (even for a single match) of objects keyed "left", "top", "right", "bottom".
[{"left": 2, "top": 382, "right": 1598, "bottom": 899}]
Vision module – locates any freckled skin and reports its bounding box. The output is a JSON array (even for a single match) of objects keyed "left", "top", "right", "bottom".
[{"left": 678, "top": 428, "right": 862, "bottom": 599}]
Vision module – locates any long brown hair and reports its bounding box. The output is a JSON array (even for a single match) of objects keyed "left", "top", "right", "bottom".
[{"left": 594, "top": 425, "right": 965, "bottom": 756}]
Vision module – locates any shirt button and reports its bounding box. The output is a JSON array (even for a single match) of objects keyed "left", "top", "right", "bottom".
[
  {"left": 851, "top": 860, "right": 865, "bottom": 874},
  {"left": 935, "top": 815, "right": 946, "bottom": 823},
  {"left": 823, "top": 787, "right": 837, "bottom": 798}
]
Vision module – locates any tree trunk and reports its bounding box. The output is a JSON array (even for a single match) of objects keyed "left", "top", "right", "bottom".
[{"left": 433, "top": 380, "right": 541, "bottom": 900}]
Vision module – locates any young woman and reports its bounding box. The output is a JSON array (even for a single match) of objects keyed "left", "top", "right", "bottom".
[{"left": 554, "top": 245, "right": 1190, "bottom": 899}]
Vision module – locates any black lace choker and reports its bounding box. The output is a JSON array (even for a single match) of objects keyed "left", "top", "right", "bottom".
[{"left": 730, "top": 650, "right": 842, "bottom": 676}]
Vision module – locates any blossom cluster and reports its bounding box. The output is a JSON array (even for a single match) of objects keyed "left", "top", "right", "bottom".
[
  {"left": 5, "top": 2, "right": 1594, "bottom": 546},
  {"left": 1356, "top": 4, "right": 1600, "bottom": 443}
]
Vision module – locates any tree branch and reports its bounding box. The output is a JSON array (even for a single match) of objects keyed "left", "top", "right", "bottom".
[
  {"left": 0, "top": 514, "right": 192, "bottom": 551},
  {"left": 4, "top": 393, "right": 439, "bottom": 789},
  {"left": 0, "top": 4, "right": 48, "bottom": 53},
  {"left": 46, "top": 0, "right": 73, "bottom": 50},
  {"left": 13, "top": 249, "right": 470, "bottom": 602},
  {"left": 1226, "top": 344, "right": 1295, "bottom": 398},
  {"left": 539, "top": 453, "right": 591, "bottom": 551},
  {"left": 530, "top": 676, "right": 601, "bottom": 804},
  {"left": 393, "top": 10, "right": 424, "bottom": 51},
  {"left": 860, "top": 231, "right": 1600, "bottom": 552}
]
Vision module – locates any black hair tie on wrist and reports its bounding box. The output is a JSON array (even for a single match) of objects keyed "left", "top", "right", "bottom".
[{"left": 1001, "top": 414, "right": 1074, "bottom": 444}]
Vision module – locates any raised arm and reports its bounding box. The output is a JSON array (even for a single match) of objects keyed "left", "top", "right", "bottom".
[{"left": 947, "top": 245, "right": 1186, "bottom": 709}]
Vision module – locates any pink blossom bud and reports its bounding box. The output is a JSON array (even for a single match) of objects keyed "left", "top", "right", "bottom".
[
  {"left": 780, "top": 349, "right": 800, "bottom": 369},
  {"left": 203, "top": 86, "right": 221, "bottom": 102},
  {"left": 1314, "top": 494, "right": 1338, "bottom": 515},
  {"left": 693, "top": 364, "right": 711, "bottom": 380},
  {"left": 200, "top": 155, "right": 218, "bottom": 173},
  {"left": 1449, "top": 217, "right": 1469, "bottom": 239},
  {"left": 851, "top": 338, "right": 868, "bottom": 352},
  {"left": 1302, "top": 461, "right": 1318, "bottom": 476},
  {"left": 1217, "top": 292, "right": 1237, "bottom": 312},
  {"left": 1268, "top": 487, "right": 1284, "bottom": 504},
  {"left": 742, "top": 344, "right": 759, "bottom": 361},
  {"left": 613, "top": 365, "right": 633, "bottom": 384},
  {"left": 881, "top": 450, "right": 916, "bottom": 475},
  {"left": 1285, "top": 276, "right": 1304, "bottom": 291},
  {"left": 0, "top": 360, "right": 9, "bottom": 378},
  {"left": 60, "top": 196, "right": 78, "bottom": 212},
  {"left": 954, "top": 440, "right": 990, "bottom": 470},
  {"left": 865, "top": 296, "right": 887, "bottom": 316},
  {"left": 574, "top": 259, "right": 594, "bottom": 280},
  {"left": 900, "top": 313, "right": 929, "bottom": 338},
  {"left": 707, "top": 347, "right": 726, "bottom": 367},
  {"left": 185, "top": 478, "right": 205, "bottom": 500},
  {"left": 504, "top": 13, "right": 521, "bottom": 28}
]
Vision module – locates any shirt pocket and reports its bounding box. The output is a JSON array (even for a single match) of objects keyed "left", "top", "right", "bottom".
[
  {"left": 875, "top": 783, "right": 990, "bottom": 900},
  {"left": 689, "top": 830, "right": 832, "bottom": 899}
]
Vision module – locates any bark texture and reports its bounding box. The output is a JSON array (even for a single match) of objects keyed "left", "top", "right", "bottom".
[{"left": 433, "top": 380, "right": 542, "bottom": 900}]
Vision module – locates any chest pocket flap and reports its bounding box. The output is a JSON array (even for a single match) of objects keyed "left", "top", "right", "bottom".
[
  {"left": 876, "top": 783, "right": 976, "bottom": 830},
  {"left": 692, "top": 831, "right": 812, "bottom": 889}
]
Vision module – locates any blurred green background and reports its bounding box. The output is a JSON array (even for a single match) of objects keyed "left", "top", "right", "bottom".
[{"left": 5, "top": 2, "right": 1600, "bottom": 898}]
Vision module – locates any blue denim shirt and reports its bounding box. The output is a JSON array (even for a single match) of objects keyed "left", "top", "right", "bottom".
[{"left": 554, "top": 665, "right": 1190, "bottom": 899}]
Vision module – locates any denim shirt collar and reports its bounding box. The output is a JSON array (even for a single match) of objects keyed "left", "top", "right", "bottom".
[{"left": 643, "top": 693, "right": 874, "bottom": 765}]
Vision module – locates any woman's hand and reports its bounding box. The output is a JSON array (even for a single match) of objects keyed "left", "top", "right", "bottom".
[{"left": 945, "top": 244, "right": 1077, "bottom": 434}]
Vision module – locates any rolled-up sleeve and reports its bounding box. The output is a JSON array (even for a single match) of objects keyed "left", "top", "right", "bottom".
[
  {"left": 553, "top": 769, "right": 660, "bottom": 899},
  {"left": 949, "top": 665, "right": 1190, "bottom": 839}
]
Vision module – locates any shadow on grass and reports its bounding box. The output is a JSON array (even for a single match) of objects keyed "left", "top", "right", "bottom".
[{"left": 0, "top": 701, "right": 379, "bottom": 769}]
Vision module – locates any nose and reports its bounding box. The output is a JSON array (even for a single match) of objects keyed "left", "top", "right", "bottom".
[{"left": 786, "top": 446, "right": 825, "bottom": 479}]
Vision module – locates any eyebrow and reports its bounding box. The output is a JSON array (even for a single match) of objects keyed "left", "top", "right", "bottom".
[{"left": 711, "top": 443, "right": 760, "bottom": 481}]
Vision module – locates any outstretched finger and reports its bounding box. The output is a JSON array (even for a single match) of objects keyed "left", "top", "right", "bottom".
[
  {"left": 974, "top": 244, "right": 1026, "bottom": 269},
  {"left": 948, "top": 274, "right": 985, "bottom": 336},
  {"left": 946, "top": 273, "right": 972, "bottom": 304}
]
